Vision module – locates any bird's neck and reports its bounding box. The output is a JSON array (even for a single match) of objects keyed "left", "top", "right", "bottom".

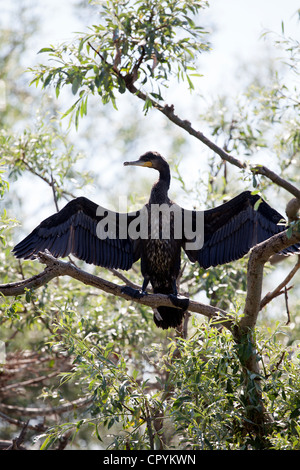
[{"left": 150, "top": 167, "right": 171, "bottom": 204}]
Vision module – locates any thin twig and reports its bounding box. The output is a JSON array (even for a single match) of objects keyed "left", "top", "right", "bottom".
[
  {"left": 284, "top": 287, "right": 290, "bottom": 325},
  {"left": 0, "top": 396, "right": 93, "bottom": 418},
  {"left": 6, "top": 421, "right": 29, "bottom": 450},
  {"left": 240, "top": 230, "right": 300, "bottom": 334},
  {"left": 265, "top": 351, "right": 286, "bottom": 379},
  {"left": 0, "top": 371, "right": 60, "bottom": 392},
  {"left": 51, "top": 172, "right": 59, "bottom": 212},
  {"left": 260, "top": 256, "right": 300, "bottom": 310}
]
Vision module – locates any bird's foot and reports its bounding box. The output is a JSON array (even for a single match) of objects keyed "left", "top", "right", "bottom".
[
  {"left": 169, "top": 294, "right": 189, "bottom": 311},
  {"left": 121, "top": 286, "right": 148, "bottom": 299}
]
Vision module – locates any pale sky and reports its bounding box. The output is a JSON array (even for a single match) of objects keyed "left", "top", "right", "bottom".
[
  {"left": 4, "top": 0, "right": 300, "bottom": 221},
  {"left": 201, "top": 0, "right": 299, "bottom": 94}
]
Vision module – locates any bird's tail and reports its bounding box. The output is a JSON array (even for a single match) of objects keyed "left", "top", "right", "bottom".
[{"left": 154, "top": 306, "right": 186, "bottom": 330}]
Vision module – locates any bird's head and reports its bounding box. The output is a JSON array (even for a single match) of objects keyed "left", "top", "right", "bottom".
[{"left": 124, "top": 151, "right": 169, "bottom": 172}]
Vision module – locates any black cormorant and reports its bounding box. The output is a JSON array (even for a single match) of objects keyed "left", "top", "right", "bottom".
[{"left": 13, "top": 151, "right": 300, "bottom": 329}]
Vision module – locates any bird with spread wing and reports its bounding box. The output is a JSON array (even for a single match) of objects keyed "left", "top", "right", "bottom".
[{"left": 13, "top": 151, "right": 300, "bottom": 329}]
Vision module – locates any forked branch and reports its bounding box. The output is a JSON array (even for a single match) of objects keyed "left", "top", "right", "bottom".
[{"left": 240, "top": 230, "right": 300, "bottom": 333}]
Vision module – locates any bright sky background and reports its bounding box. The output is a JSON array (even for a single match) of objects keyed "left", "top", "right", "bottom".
[
  {"left": 4, "top": 0, "right": 300, "bottom": 215},
  {"left": 201, "top": 0, "right": 299, "bottom": 93}
]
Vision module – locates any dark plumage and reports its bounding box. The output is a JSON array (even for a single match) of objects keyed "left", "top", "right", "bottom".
[{"left": 13, "top": 151, "right": 300, "bottom": 329}]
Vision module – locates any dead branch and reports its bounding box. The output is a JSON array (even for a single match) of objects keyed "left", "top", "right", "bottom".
[
  {"left": 0, "top": 410, "right": 47, "bottom": 433},
  {"left": 284, "top": 287, "right": 291, "bottom": 325},
  {"left": 123, "top": 70, "right": 300, "bottom": 201}
]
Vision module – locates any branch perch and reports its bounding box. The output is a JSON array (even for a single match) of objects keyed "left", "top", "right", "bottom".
[{"left": 0, "top": 252, "right": 234, "bottom": 331}]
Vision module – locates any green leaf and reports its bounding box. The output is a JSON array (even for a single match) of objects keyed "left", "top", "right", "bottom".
[
  {"left": 40, "top": 435, "right": 57, "bottom": 450},
  {"left": 254, "top": 198, "right": 262, "bottom": 211},
  {"left": 43, "top": 74, "right": 53, "bottom": 89},
  {"left": 61, "top": 98, "right": 81, "bottom": 119},
  {"left": 38, "top": 47, "right": 55, "bottom": 54},
  {"left": 72, "top": 76, "right": 81, "bottom": 95}
]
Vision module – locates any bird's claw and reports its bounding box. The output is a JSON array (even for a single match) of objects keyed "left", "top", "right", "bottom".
[
  {"left": 169, "top": 294, "right": 189, "bottom": 311},
  {"left": 121, "top": 286, "right": 147, "bottom": 299}
]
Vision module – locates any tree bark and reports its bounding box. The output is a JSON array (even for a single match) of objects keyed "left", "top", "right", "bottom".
[{"left": 0, "top": 251, "right": 234, "bottom": 331}]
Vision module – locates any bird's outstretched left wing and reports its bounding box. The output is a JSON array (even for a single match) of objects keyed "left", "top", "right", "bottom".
[{"left": 183, "top": 191, "right": 300, "bottom": 269}]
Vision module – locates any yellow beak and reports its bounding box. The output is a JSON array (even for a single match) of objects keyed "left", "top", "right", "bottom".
[{"left": 124, "top": 160, "right": 153, "bottom": 168}]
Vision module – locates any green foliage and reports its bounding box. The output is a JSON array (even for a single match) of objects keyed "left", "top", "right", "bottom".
[
  {"left": 30, "top": 0, "right": 209, "bottom": 126},
  {"left": 25, "top": 319, "right": 300, "bottom": 450},
  {"left": 1, "top": 117, "right": 93, "bottom": 201}
]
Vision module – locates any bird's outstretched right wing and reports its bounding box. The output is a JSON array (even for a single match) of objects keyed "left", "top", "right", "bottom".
[{"left": 12, "top": 196, "right": 141, "bottom": 271}]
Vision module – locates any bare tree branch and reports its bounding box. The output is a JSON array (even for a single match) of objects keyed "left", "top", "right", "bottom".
[
  {"left": 0, "top": 252, "right": 234, "bottom": 331},
  {"left": 260, "top": 255, "right": 300, "bottom": 310},
  {"left": 0, "top": 396, "right": 92, "bottom": 418},
  {"left": 125, "top": 81, "right": 247, "bottom": 170},
  {"left": 88, "top": 40, "right": 246, "bottom": 170},
  {"left": 284, "top": 286, "right": 291, "bottom": 325},
  {"left": 251, "top": 165, "right": 300, "bottom": 200},
  {"left": 0, "top": 371, "right": 61, "bottom": 393}
]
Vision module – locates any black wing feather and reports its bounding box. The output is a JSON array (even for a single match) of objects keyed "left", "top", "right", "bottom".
[
  {"left": 12, "top": 196, "right": 141, "bottom": 271},
  {"left": 184, "top": 191, "right": 300, "bottom": 269}
]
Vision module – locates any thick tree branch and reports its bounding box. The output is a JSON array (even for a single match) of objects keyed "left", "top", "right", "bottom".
[
  {"left": 0, "top": 252, "right": 234, "bottom": 331},
  {"left": 240, "top": 230, "right": 300, "bottom": 333}
]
